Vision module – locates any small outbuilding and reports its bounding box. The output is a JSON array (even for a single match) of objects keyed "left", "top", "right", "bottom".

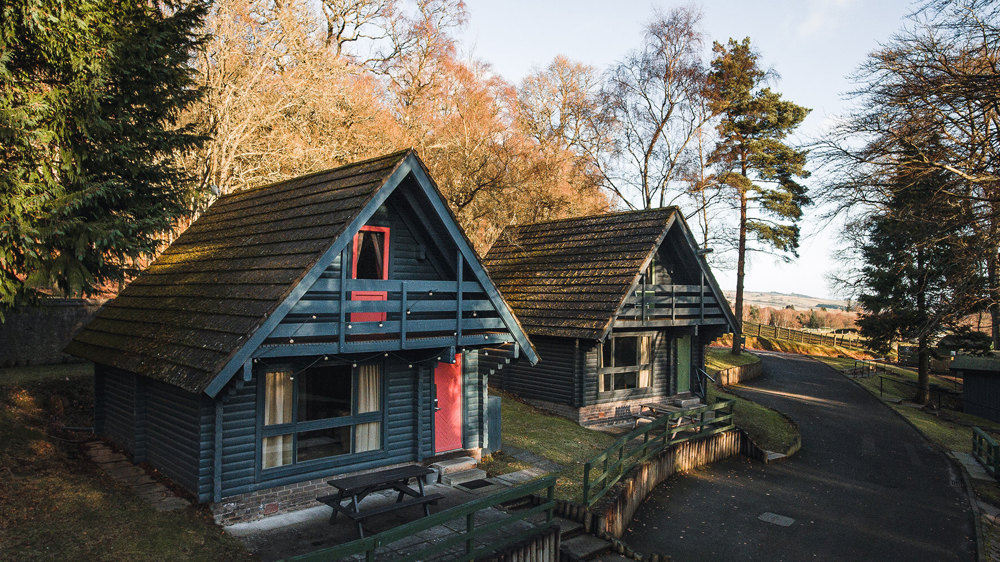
[
  {"left": 951, "top": 354, "right": 1000, "bottom": 422},
  {"left": 482, "top": 208, "right": 737, "bottom": 426},
  {"left": 67, "top": 150, "right": 536, "bottom": 523}
]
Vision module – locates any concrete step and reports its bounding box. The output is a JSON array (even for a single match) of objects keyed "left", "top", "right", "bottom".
[
  {"left": 560, "top": 534, "right": 612, "bottom": 561},
  {"left": 429, "top": 456, "right": 478, "bottom": 478},
  {"left": 593, "top": 554, "right": 633, "bottom": 562},
  {"left": 441, "top": 468, "right": 487, "bottom": 486},
  {"left": 674, "top": 397, "right": 701, "bottom": 408},
  {"left": 552, "top": 516, "right": 584, "bottom": 539}
]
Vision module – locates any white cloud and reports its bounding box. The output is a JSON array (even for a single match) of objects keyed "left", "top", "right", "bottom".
[{"left": 797, "top": 0, "right": 861, "bottom": 37}]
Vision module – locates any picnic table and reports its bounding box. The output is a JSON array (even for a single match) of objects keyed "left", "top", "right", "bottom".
[
  {"left": 317, "top": 464, "right": 442, "bottom": 538},
  {"left": 633, "top": 401, "right": 701, "bottom": 435}
]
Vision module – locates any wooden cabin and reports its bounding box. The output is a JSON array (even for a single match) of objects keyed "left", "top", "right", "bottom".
[
  {"left": 483, "top": 208, "right": 736, "bottom": 426},
  {"left": 951, "top": 354, "right": 1000, "bottom": 422},
  {"left": 67, "top": 150, "right": 536, "bottom": 523}
]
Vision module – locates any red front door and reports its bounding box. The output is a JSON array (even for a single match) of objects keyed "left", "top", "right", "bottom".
[{"left": 434, "top": 355, "right": 463, "bottom": 453}]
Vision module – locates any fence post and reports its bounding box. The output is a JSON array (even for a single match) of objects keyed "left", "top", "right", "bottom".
[{"left": 466, "top": 513, "right": 475, "bottom": 555}]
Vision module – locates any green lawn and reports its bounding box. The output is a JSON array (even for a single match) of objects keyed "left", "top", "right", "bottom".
[
  {"left": 0, "top": 364, "right": 251, "bottom": 561},
  {"left": 480, "top": 391, "right": 617, "bottom": 502}
]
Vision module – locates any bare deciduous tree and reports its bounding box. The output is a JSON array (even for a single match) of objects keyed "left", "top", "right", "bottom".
[{"left": 597, "top": 6, "right": 713, "bottom": 210}]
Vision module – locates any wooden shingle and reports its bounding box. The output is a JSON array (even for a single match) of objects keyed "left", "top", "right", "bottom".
[{"left": 483, "top": 208, "right": 678, "bottom": 340}]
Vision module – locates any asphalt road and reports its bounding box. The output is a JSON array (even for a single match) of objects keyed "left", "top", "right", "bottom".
[{"left": 621, "top": 351, "right": 976, "bottom": 561}]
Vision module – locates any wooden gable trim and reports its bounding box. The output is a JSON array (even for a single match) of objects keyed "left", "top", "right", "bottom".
[
  {"left": 671, "top": 213, "right": 738, "bottom": 331},
  {"left": 601, "top": 212, "right": 737, "bottom": 341},
  {"left": 403, "top": 157, "right": 539, "bottom": 365},
  {"left": 599, "top": 212, "right": 677, "bottom": 341},
  {"left": 205, "top": 152, "right": 537, "bottom": 397},
  {"left": 203, "top": 155, "right": 415, "bottom": 398}
]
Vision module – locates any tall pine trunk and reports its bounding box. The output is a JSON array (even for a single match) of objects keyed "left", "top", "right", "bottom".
[
  {"left": 915, "top": 248, "right": 929, "bottom": 405},
  {"left": 731, "top": 190, "right": 748, "bottom": 355},
  {"left": 916, "top": 333, "right": 930, "bottom": 405},
  {"left": 989, "top": 250, "right": 999, "bottom": 350}
]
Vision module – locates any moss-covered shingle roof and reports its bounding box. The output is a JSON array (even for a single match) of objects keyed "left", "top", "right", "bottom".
[
  {"left": 483, "top": 208, "right": 678, "bottom": 340},
  {"left": 66, "top": 150, "right": 412, "bottom": 393}
]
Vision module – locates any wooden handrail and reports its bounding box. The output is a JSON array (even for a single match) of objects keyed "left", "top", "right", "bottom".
[{"left": 582, "top": 399, "right": 735, "bottom": 506}]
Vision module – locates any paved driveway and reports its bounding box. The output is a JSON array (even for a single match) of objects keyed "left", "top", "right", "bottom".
[{"left": 621, "top": 351, "right": 975, "bottom": 561}]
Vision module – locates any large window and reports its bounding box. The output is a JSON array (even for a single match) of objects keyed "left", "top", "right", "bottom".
[
  {"left": 262, "top": 364, "right": 382, "bottom": 470},
  {"left": 600, "top": 335, "right": 654, "bottom": 392}
]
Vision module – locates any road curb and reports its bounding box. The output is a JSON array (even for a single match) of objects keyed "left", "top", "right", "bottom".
[{"left": 807, "top": 356, "right": 985, "bottom": 562}]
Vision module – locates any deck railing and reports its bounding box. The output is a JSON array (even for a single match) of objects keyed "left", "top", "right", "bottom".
[
  {"left": 285, "top": 476, "right": 556, "bottom": 562},
  {"left": 581, "top": 399, "right": 735, "bottom": 506},
  {"left": 617, "top": 282, "right": 728, "bottom": 327},
  {"left": 973, "top": 427, "right": 999, "bottom": 478}
]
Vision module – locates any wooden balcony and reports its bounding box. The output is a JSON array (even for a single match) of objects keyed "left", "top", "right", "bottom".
[
  {"left": 614, "top": 283, "right": 729, "bottom": 329},
  {"left": 256, "top": 278, "right": 513, "bottom": 357}
]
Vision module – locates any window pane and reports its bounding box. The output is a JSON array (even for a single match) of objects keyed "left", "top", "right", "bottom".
[
  {"left": 355, "top": 230, "right": 385, "bottom": 279},
  {"left": 298, "top": 366, "right": 352, "bottom": 421},
  {"left": 614, "top": 372, "right": 638, "bottom": 390},
  {"left": 262, "top": 434, "right": 292, "bottom": 468},
  {"left": 602, "top": 373, "right": 613, "bottom": 392},
  {"left": 357, "top": 364, "right": 381, "bottom": 414},
  {"left": 614, "top": 337, "right": 638, "bottom": 367},
  {"left": 602, "top": 341, "right": 612, "bottom": 368},
  {"left": 297, "top": 427, "right": 351, "bottom": 461},
  {"left": 264, "top": 370, "right": 293, "bottom": 426},
  {"left": 355, "top": 422, "right": 381, "bottom": 452}
]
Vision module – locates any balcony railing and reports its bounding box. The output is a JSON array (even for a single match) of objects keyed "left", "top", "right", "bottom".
[{"left": 616, "top": 283, "right": 728, "bottom": 328}]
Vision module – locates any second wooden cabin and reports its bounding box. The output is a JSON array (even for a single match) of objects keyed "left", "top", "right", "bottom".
[{"left": 483, "top": 208, "right": 737, "bottom": 426}]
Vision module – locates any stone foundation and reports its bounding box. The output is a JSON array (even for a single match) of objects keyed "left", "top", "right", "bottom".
[{"left": 212, "top": 474, "right": 342, "bottom": 526}]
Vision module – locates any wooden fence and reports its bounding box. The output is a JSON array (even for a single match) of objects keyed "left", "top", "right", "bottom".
[
  {"left": 581, "top": 399, "right": 735, "bottom": 506},
  {"left": 973, "top": 427, "right": 999, "bottom": 479},
  {"left": 744, "top": 322, "right": 867, "bottom": 350}
]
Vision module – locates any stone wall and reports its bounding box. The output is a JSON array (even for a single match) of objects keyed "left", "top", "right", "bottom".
[
  {"left": 716, "top": 360, "right": 763, "bottom": 387},
  {"left": 0, "top": 298, "right": 105, "bottom": 366}
]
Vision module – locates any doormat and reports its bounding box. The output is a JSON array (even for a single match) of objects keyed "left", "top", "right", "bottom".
[{"left": 458, "top": 479, "right": 494, "bottom": 490}]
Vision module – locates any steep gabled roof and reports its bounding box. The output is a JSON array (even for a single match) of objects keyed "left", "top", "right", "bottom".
[
  {"left": 67, "top": 150, "right": 536, "bottom": 395},
  {"left": 483, "top": 208, "right": 735, "bottom": 340}
]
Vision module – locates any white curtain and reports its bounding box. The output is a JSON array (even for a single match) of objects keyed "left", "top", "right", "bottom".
[
  {"left": 355, "top": 364, "right": 382, "bottom": 452},
  {"left": 639, "top": 336, "right": 653, "bottom": 388},
  {"left": 263, "top": 370, "right": 293, "bottom": 468}
]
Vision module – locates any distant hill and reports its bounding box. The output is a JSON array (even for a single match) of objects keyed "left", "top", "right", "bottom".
[{"left": 723, "top": 290, "right": 851, "bottom": 311}]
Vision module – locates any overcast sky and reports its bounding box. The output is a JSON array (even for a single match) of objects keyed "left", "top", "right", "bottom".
[{"left": 459, "top": 0, "right": 918, "bottom": 300}]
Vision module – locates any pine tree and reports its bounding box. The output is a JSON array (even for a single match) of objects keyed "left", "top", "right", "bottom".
[
  {"left": 707, "top": 38, "right": 811, "bottom": 355},
  {"left": 0, "top": 0, "right": 208, "bottom": 312},
  {"left": 857, "top": 164, "right": 983, "bottom": 404}
]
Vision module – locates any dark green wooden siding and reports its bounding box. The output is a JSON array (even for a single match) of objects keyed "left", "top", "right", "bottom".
[
  {"left": 95, "top": 366, "right": 137, "bottom": 453},
  {"left": 143, "top": 379, "right": 212, "bottom": 499},
  {"left": 494, "top": 336, "right": 579, "bottom": 406}
]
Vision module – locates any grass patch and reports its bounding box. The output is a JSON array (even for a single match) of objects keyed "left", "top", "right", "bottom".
[
  {"left": 484, "top": 391, "right": 616, "bottom": 502},
  {"left": 0, "top": 362, "right": 93, "bottom": 386},
  {"left": 705, "top": 347, "right": 761, "bottom": 372},
  {"left": 0, "top": 364, "right": 251, "bottom": 561}
]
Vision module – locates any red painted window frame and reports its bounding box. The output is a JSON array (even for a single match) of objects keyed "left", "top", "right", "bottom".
[
  {"left": 351, "top": 225, "right": 391, "bottom": 281},
  {"left": 350, "top": 225, "right": 390, "bottom": 323}
]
